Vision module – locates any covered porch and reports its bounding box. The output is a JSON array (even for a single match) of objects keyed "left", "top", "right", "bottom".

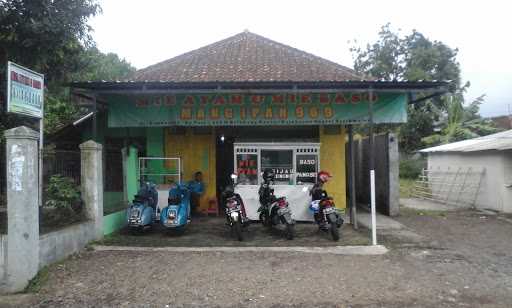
[{"left": 68, "top": 31, "right": 448, "bottom": 244}]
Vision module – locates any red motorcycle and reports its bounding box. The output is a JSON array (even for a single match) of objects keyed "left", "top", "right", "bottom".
[
  {"left": 222, "top": 174, "right": 249, "bottom": 241},
  {"left": 314, "top": 191, "right": 343, "bottom": 241}
]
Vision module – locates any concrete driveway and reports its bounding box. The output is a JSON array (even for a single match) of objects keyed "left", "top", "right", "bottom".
[{"left": 99, "top": 216, "right": 369, "bottom": 247}]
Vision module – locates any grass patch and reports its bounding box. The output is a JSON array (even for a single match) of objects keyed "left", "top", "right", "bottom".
[
  {"left": 96, "top": 232, "right": 122, "bottom": 246},
  {"left": 24, "top": 266, "right": 49, "bottom": 293},
  {"left": 399, "top": 157, "right": 425, "bottom": 179},
  {"left": 24, "top": 253, "right": 83, "bottom": 293},
  {"left": 399, "top": 178, "right": 415, "bottom": 198}
]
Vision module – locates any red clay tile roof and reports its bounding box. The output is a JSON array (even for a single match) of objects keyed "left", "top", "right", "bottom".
[{"left": 128, "top": 31, "right": 365, "bottom": 83}]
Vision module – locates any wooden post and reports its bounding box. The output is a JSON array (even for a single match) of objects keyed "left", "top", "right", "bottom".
[{"left": 92, "top": 94, "right": 97, "bottom": 142}]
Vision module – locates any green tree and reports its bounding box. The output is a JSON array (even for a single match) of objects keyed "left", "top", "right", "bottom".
[
  {"left": 0, "top": 0, "right": 101, "bottom": 82},
  {"left": 72, "top": 47, "right": 135, "bottom": 82},
  {"left": 422, "top": 85, "right": 499, "bottom": 147},
  {"left": 0, "top": 0, "right": 101, "bottom": 136},
  {"left": 350, "top": 24, "right": 466, "bottom": 152},
  {"left": 0, "top": 0, "right": 135, "bottom": 133},
  {"left": 43, "top": 48, "right": 135, "bottom": 132},
  {"left": 351, "top": 23, "right": 461, "bottom": 90}
]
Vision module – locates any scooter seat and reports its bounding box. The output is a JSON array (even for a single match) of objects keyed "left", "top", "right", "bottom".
[
  {"left": 133, "top": 195, "right": 148, "bottom": 202},
  {"left": 168, "top": 196, "right": 182, "bottom": 205}
]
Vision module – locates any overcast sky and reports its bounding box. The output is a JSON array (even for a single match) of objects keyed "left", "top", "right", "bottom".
[{"left": 89, "top": 0, "right": 512, "bottom": 117}]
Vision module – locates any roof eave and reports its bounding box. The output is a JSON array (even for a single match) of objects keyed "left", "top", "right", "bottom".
[{"left": 69, "top": 80, "right": 450, "bottom": 94}]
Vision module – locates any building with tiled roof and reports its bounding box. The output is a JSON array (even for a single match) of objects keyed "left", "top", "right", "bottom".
[
  {"left": 68, "top": 31, "right": 448, "bottom": 230},
  {"left": 129, "top": 31, "right": 365, "bottom": 83}
]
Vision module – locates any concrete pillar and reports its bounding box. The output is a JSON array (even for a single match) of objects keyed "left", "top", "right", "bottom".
[
  {"left": 121, "top": 147, "right": 128, "bottom": 203},
  {"left": 4, "top": 126, "right": 40, "bottom": 292},
  {"left": 126, "top": 146, "right": 138, "bottom": 203},
  {"left": 388, "top": 134, "right": 400, "bottom": 216},
  {"left": 79, "top": 140, "right": 103, "bottom": 240}
]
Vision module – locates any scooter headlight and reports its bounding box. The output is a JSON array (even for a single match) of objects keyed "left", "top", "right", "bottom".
[{"left": 168, "top": 210, "right": 177, "bottom": 219}]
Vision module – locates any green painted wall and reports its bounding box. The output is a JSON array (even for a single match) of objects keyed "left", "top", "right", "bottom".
[
  {"left": 126, "top": 146, "right": 138, "bottom": 202},
  {"left": 103, "top": 209, "right": 127, "bottom": 235},
  {"left": 81, "top": 112, "right": 146, "bottom": 144},
  {"left": 145, "top": 127, "right": 165, "bottom": 183},
  {"left": 104, "top": 191, "right": 124, "bottom": 215}
]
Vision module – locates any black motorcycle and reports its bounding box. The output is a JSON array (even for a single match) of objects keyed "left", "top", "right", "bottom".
[
  {"left": 258, "top": 171, "right": 295, "bottom": 240},
  {"left": 222, "top": 174, "right": 249, "bottom": 241},
  {"left": 313, "top": 190, "right": 343, "bottom": 241}
]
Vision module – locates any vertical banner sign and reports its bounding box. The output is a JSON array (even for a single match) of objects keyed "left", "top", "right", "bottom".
[
  {"left": 7, "top": 61, "right": 44, "bottom": 118},
  {"left": 296, "top": 154, "right": 318, "bottom": 184}
]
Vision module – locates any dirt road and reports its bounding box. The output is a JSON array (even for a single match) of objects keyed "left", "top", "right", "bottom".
[{"left": 3, "top": 209, "right": 512, "bottom": 307}]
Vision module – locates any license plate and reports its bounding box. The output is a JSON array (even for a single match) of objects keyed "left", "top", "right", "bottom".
[
  {"left": 324, "top": 207, "right": 335, "bottom": 214},
  {"left": 278, "top": 207, "right": 290, "bottom": 215}
]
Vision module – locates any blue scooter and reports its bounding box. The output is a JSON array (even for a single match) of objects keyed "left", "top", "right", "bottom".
[
  {"left": 127, "top": 182, "right": 159, "bottom": 232},
  {"left": 160, "top": 183, "right": 191, "bottom": 234}
]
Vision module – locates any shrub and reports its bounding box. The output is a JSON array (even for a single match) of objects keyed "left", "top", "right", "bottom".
[
  {"left": 45, "top": 175, "right": 81, "bottom": 209},
  {"left": 399, "top": 158, "right": 425, "bottom": 179},
  {"left": 41, "top": 175, "right": 85, "bottom": 232}
]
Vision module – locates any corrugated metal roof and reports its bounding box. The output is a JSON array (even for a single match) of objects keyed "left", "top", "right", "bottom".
[{"left": 420, "top": 129, "right": 512, "bottom": 153}]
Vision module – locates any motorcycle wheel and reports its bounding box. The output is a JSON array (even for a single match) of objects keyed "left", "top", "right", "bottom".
[
  {"left": 259, "top": 212, "right": 271, "bottom": 229},
  {"left": 328, "top": 213, "right": 340, "bottom": 241},
  {"left": 233, "top": 219, "right": 244, "bottom": 241},
  {"left": 285, "top": 223, "right": 295, "bottom": 240}
]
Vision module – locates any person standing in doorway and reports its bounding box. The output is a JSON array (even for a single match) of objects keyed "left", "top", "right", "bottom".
[{"left": 188, "top": 171, "right": 204, "bottom": 216}]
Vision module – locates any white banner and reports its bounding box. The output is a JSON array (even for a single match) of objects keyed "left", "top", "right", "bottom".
[
  {"left": 236, "top": 184, "right": 315, "bottom": 221},
  {"left": 7, "top": 61, "right": 44, "bottom": 118}
]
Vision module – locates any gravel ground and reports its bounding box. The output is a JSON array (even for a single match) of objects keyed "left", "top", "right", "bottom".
[{"left": 2, "top": 208, "right": 512, "bottom": 307}]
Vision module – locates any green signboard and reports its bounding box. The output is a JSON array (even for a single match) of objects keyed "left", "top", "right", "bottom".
[
  {"left": 7, "top": 61, "right": 44, "bottom": 118},
  {"left": 107, "top": 92, "right": 407, "bottom": 127}
]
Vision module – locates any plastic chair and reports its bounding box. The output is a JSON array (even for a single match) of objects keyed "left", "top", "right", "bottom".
[{"left": 206, "top": 198, "right": 219, "bottom": 216}]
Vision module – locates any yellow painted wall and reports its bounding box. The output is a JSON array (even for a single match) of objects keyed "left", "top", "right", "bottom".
[
  {"left": 165, "top": 128, "right": 217, "bottom": 212},
  {"left": 320, "top": 126, "right": 347, "bottom": 209}
]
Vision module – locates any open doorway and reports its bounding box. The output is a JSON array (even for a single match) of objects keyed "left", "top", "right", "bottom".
[{"left": 216, "top": 134, "right": 234, "bottom": 213}]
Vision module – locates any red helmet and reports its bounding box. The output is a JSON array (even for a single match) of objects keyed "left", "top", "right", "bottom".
[{"left": 318, "top": 170, "right": 332, "bottom": 183}]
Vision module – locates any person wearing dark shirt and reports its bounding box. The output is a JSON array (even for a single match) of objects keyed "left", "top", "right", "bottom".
[{"left": 187, "top": 171, "right": 204, "bottom": 216}]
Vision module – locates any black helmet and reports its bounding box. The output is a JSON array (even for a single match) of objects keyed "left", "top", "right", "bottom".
[{"left": 262, "top": 169, "right": 275, "bottom": 182}]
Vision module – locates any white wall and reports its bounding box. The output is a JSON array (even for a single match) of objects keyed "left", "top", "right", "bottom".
[
  {"left": 502, "top": 150, "right": 512, "bottom": 213},
  {"left": 39, "top": 221, "right": 96, "bottom": 270},
  {"left": 236, "top": 185, "right": 314, "bottom": 221},
  {"left": 427, "top": 151, "right": 509, "bottom": 212}
]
